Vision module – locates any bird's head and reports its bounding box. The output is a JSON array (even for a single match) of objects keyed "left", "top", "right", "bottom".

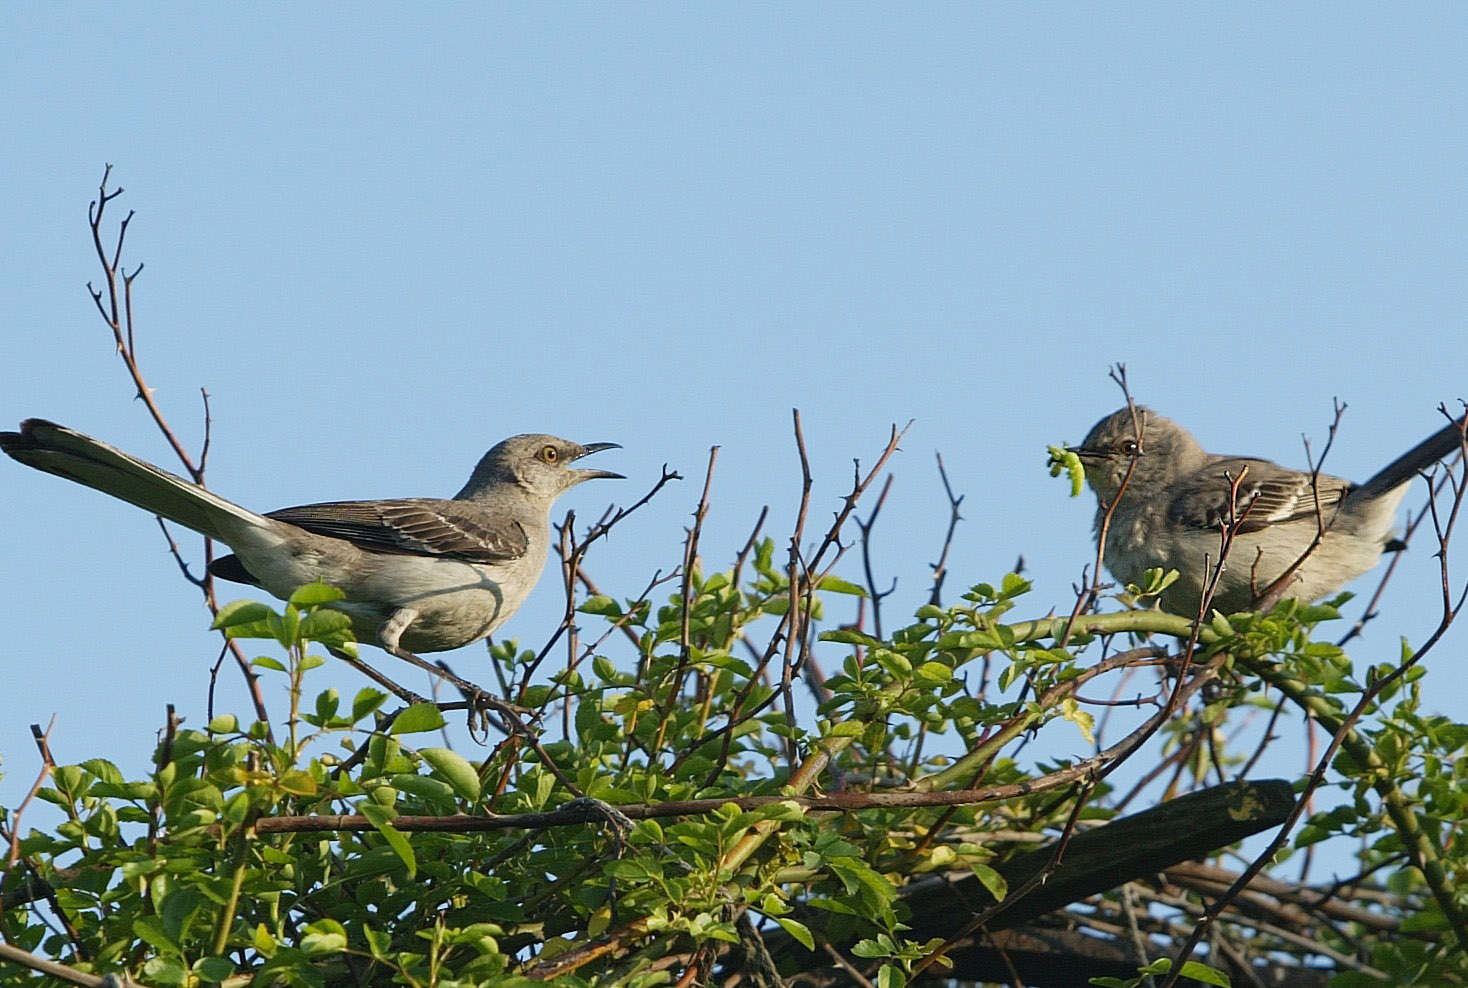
[
  {"left": 1069, "top": 406, "right": 1199, "bottom": 503},
  {"left": 467, "top": 434, "right": 623, "bottom": 500}
]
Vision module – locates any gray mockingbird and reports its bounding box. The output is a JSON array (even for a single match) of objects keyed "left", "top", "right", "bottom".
[
  {"left": 2, "top": 419, "right": 621, "bottom": 701},
  {"left": 1071, "top": 405, "right": 1465, "bottom": 616}
]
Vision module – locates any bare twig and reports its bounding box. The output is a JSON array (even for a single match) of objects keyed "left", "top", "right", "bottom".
[
  {"left": 854, "top": 473, "right": 896, "bottom": 638},
  {"left": 520, "top": 465, "right": 682, "bottom": 696},
  {"left": 5, "top": 719, "right": 57, "bottom": 873},
  {"left": 648, "top": 450, "right": 718, "bottom": 754},
  {"left": 84, "top": 168, "right": 272, "bottom": 729},
  {"left": 927, "top": 451, "right": 965, "bottom": 608}
]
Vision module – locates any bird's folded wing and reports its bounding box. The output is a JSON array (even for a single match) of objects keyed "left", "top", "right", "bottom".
[
  {"left": 1166, "top": 459, "right": 1350, "bottom": 534},
  {"left": 266, "top": 499, "right": 529, "bottom": 563}
]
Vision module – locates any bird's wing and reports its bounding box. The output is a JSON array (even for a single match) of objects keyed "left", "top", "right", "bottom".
[
  {"left": 1166, "top": 458, "right": 1352, "bottom": 534},
  {"left": 266, "top": 499, "right": 529, "bottom": 563}
]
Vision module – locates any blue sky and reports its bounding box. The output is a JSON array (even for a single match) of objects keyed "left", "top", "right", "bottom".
[{"left": 3, "top": 7, "right": 1467, "bottom": 841}]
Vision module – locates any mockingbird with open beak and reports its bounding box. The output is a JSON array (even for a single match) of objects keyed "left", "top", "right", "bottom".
[
  {"left": 2, "top": 419, "right": 621, "bottom": 700},
  {"left": 1070, "top": 405, "right": 1465, "bottom": 616}
]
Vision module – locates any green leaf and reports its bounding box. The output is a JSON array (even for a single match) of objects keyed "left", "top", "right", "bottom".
[
  {"left": 821, "top": 627, "right": 881, "bottom": 647},
  {"left": 192, "top": 957, "right": 236, "bottom": 983},
  {"left": 290, "top": 581, "right": 346, "bottom": 606},
  {"left": 299, "top": 609, "right": 353, "bottom": 640},
  {"left": 313, "top": 690, "right": 341, "bottom": 723},
  {"left": 1060, "top": 697, "right": 1096, "bottom": 745},
  {"left": 773, "top": 916, "right": 814, "bottom": 950},
  {"left": 301, "top": 931, "right": 348, "bottom": 956},
  {"left": 803, "top": 897, "right": 859, "bottom": 916},
  {"left": 814, "top": 574, "right": 868, "bottom": 597},
  {"left": 278, "top": 771, "right": 318, "bottom": 796},
  {"left": 141, "top": 957, "right": 189, "bottom": 987},
  {"left": 211, "top": 599, "right": 275, "bottom": 631},
  {"left": 971, "top": 863, "right": 1008, "bottom": 902},
  {"left": 579, "top": 594, "right": 622, "bottom": 616},
  {"left": 363, "top": 927, "right": 392, "bottom": 959},
  {"left": 752, "top": 800, "right": 807, "bottom": 822},
  {"left": 522, "top": 684, "right": 555, "bottom": 708},
  {"left": 222, "top": 791, "right": 252, "bottom": 825},
  {"left": 593, "top": 654, "right": 619, "bottom": 683},
  {"left": 419, "top": 746, "right": 482, "bottom": 802},
  {"left": 133, "top": 914, "right": 178, "bottom": 953},
  {"left": 605, "top": 859, "right": 664, "bottom": 882},
  {"left": 390, "top": 773, "right": 456, "bottom": 804},
  {"left": 78, "top": 758, "right": 124, "bottom": 784},
  {"left": 352, "top": 688, "right": 388, "bottom": 722},
  {"left": 274, "top": 606, "right": 299, "bottom": 646},
  {"left": 360, "top": 802, "right": 416, "bottom": 877},
  {"left": 1176, "top": 961, "right": 1231, "bottom": 986},
  {"left": 389, "top": 703, "right": 448, "bottom": 735},
  {"left": 1132, "top": 958, "right": 1230, "bottom": 987},
  {"left": 913, "top": 661, "right": 953, "bottom": 684},
  {"left": 1000, "top": 572, "right": 1032, "bottom": 598},
  {"left": 160, "top": 885, "right": 205, "bottom": 935}
]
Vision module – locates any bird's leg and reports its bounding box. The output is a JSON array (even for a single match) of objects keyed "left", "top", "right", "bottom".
[
  {"left": 326, "top": 644, "right": 431, "bottom": 707},
  {"left": 376, "top": 608, "right": 535, "bottom": 730}
]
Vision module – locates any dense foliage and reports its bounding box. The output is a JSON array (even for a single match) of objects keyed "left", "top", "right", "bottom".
[
  {"left": 4, "top": 532, "right": 1467, "bottom": 987},
  {"left": 3, "top": 172, "right": 1466, "bottom": 988}
]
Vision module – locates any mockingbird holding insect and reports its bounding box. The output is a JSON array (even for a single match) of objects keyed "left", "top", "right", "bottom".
[
  {"left": 1070, "top": 406, "right": 1465, "bottom": 616},
  {"left": 1, "top": 419, "right": 622, "bottom": 698}
]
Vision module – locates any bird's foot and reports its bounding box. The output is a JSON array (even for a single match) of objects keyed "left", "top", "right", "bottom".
[
  {"left": 377, "top": 633, "right": 543, "bottom": 740},
  {"left": 561, "top": 796, "right": 635, "bottom": 851},
  {"left": 448, "top": 680, "right": 539, "bottom": 741}
]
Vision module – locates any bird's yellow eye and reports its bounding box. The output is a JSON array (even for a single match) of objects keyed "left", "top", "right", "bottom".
[{"left": 540, "top": 445, "right": 559, "bottom": 463}]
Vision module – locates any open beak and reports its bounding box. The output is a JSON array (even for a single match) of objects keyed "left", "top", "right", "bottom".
[{"left": 573, "top": 442, "right": 624, "bottom": 481}]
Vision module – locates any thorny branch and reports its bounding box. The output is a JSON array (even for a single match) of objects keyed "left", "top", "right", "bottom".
[
  {"left": 678, "top": 416, "right": 908, "bottom": 781},
  {"left": 523, "top": 464, "right": 683, "bottom": 697},
  {"left": 85, "top": 167, "right": 271, "bottom": 730}
]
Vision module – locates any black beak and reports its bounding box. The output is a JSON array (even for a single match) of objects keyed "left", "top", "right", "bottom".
[{"left": 573, "top": 442, "right": 624, "bottom": 481}]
